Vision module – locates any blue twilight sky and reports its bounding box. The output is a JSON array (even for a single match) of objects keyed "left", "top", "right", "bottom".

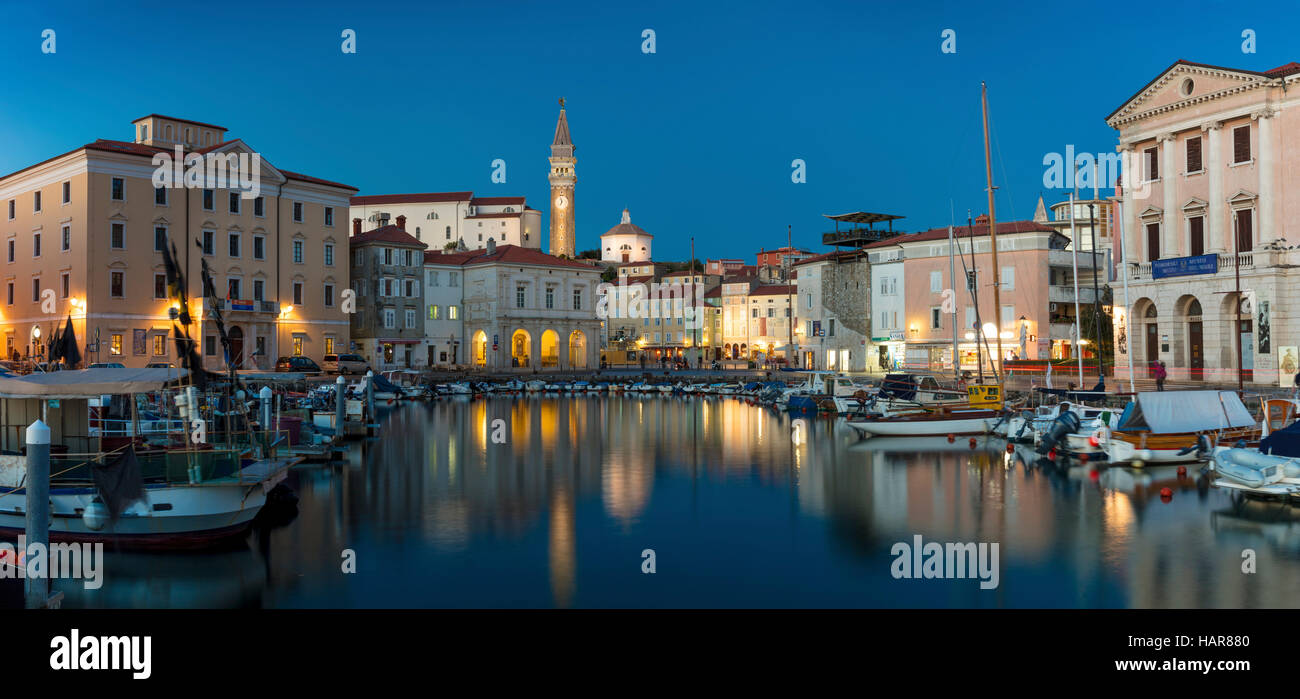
[{"left": 0, "top": 0, "right": 1294, "bottom": 261}]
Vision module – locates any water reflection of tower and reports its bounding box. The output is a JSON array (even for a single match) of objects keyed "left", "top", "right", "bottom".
[
  {"left": 548, "top": 487, "right": 576, "bottom": 608},
  {"left": 602, "top": 397, "right": 654, "bottom": 523}
]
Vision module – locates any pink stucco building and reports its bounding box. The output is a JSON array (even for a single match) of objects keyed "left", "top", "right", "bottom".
[
  {"left": 1109, "top": 60, "right": 1300, "bottom": 384},
  {"left": 864, "top": 217, "right": 1101, "bottom": 374}
]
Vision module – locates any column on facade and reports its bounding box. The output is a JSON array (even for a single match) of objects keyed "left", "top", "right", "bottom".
[
  {"left": 1205, "top": 122, "right": 1224, "bottom": 252},
  {"left": 1160, "top": 132, "right": 1178, "bottom": 257},
  {"left": 1256, "top": 109, "right": 1275, "bottom": 241},
  {"left": 1121, "top": 144, "right": 1139, "bottom": 265}
]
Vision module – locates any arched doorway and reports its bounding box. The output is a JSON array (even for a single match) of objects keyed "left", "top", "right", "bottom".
[
  {"left": 1219, "top": 293, "right": 1253, "bottom": 382},
  {"left": 472, "top": 330, "right": 487, "bottom": 367},
  {"left": 569, "top": 330, "right": 587, "bottom": 369},
  {"left": 541, "top": 330, "right": 559, "bottom": 368},
  {"left": 511, "top": 329, "right": 531, "bottom": 369},
  {"left": 228, "top": 326, "right": 244, "bottom": 368},
  {"left": 1137, "top": 300, "right": 1158, "bottom": 377},
  {"left": 1177, "top": 295, "right": 1203, "bottom": 381}
]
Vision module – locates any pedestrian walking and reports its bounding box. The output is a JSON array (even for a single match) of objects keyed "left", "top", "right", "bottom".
[{"left": 1154, "top": 360, "right": 1167, "bottom": 391}]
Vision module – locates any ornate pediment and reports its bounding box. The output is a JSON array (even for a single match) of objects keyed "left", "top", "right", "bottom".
[{"left": 1106, "top": 61, "right": 1275, "bottom": 129}]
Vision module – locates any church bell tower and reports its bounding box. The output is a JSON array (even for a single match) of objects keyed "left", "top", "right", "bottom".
[{"left": 548, "top": 98, "right": 576, "bottom": 258}]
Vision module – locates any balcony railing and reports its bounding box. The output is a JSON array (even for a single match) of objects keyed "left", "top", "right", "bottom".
[
  {"left": 207, "top": 299, "right": 276, "bottom": 313},
  {"left": 1048, "top": 286, "right": 1098, "bottom": 304},
  {"left": 1130, "top": 252, "right": 1255, "bottom": 281}
]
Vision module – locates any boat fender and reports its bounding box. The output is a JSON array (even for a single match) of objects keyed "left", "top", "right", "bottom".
[
  {"left": 82, "top": 501, "right": 109, "bottom": 532},
  {"left": 1088, "top": 426, "right": 1110, "bottom": 448}
]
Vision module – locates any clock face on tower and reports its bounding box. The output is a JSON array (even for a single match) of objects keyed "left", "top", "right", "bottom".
[{"left": 554, "top": 195, "right": 569, "bottom": 210}]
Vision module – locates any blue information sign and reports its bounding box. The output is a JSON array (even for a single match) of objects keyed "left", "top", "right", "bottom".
[{"left": 1151, "top": 254, "right": 1218, "bottom": 279}]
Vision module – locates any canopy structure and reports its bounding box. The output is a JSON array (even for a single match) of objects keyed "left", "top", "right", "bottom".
[
  {"left": 821, "top": 212, "right": 905, "bottom": 248},
  {"left": 0, "top": 367, "right": 187, "bottom": 399},
  {"left": 1118, "top": 390, "right": 1254, "bottom": 433}
]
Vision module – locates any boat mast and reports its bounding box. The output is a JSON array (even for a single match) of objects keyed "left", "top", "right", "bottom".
[
  {"left": 1233, "top": 212, "right": 1244, "bottom": 391},
  {"left": 949, "top": 222, "right": 958, "bottom": 382},
  {"left": 981, "top": 82, "right": 1003, "bottom": 383},
  {"left": 1070, "top": 191, "right": 1083, "bottom": 382},
  {"left": 787, "top": 224, "right": 794, "bottom": 369}
]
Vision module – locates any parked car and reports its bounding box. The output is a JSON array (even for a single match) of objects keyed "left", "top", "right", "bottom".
[
  {"left": 88, "top": 362, "right": 126, "bottom": 369},
  {"left": 322, "top": 353, "right": 368, "bottom": 375},
  {"left": 275, "top": 356, "right": 322, "bottom": 374},
  {"left": 145, "top": 362, "right": 175, "bottom": 369}
]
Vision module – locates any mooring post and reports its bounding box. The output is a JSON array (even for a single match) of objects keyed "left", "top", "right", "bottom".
[
  {"left": 365, "top": 370, "right": 376, "bottom": 420},
  {"left": 260, "top": 386, "right": 273, "bottom": 433},
  {"left": 25, "top": 419, "right": 49, "bottom": 610},
  {"left": 335, "top": 375, "right": 346, "bottom": 440}
]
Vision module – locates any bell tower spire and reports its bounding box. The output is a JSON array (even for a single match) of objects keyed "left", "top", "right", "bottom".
[{"left": 548, "top": 98, "right": 576, "bottom": 258}]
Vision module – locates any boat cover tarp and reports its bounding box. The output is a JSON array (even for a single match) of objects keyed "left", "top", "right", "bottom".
[
  {"left": 91, "top": 445, "right": 145, "bottom": 520},
  {"left": 0, "top": 367, "right": 187, "bottom": 398},
  {"left": 1260, "top": 420, "right": 1300, "bottom": 457},
  {"left": 1117, "top": 390, "right": 1254, "bottom": 433},
  {"left": 369, "top": 373, "right": 403, "bottom": 394}
]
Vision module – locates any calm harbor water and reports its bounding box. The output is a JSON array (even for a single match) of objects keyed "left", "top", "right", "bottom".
[{"left": 56, "top": 396, "right": 1300, "bottom": 608}]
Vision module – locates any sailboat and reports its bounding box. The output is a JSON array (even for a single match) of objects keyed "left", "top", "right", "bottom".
[{"left": 849, "top": 83, "right": 1010, "bottom": 438}]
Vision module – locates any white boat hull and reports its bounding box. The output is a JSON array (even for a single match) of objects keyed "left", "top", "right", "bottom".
[{"left": 847, "top": 413, "right": 996, "bottom": 438}]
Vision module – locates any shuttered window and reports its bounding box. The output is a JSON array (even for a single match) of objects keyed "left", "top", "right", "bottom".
[
  {"left": 1235, "top": 209, "right": 1253, "bottom": 252},
  {"left": 1233, "top": 126, "right": 1251, "bottom": 164},
  {"left": 1189, "top": 216, "right": 1204, "bottom": 256},
  {"left": 1146, "top": 222, "right": 1160, "bottom": 261},
  {"left": 1145, "top": 147, "right": 1159, "bottom": 180},
  {"left": 1186, "top": 136, "right": 1202, "bottom": 173}
]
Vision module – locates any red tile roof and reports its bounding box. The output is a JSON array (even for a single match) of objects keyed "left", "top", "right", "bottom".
[
  {"left": 1267, "top": 62, "right": 1300, "bottom": 77},
  {"left": 350, "top": 192, "right": 474, "bottom": 206},
  {"left": 132, "top": 114, "right": 228, "bottom": 131},
  {"left": 469, "top": 196, "right": 525, "bottom": 206},
  {"left": 703, "top": 287, "right": 723, "bottom": 298},
  {"left": 862, "top": 220, "right": 1053, "bottom": 248},
  {"left": 424, "top": 244, "right": 600, "bottom": 270},
  {"left": 793, "top": 250, "right": 869, "bottom": 267},
  {"left": 465, "top": 212, "right": 522, "bottom": 219},
  {"left": 751, "top": 285, "right": 795, "bottom": 296},
  {"left": 349, "top": 225, "right": 428, "bottom": 248},
  {"left": 51, "top": 139, "right": 357, "bottom": 190}
]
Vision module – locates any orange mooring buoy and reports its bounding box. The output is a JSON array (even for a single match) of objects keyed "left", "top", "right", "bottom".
[
  {"left": 947, "top": 433, "right": 956, "bottom": 443},
  {"left": 1160, "top": 487, "right": 1173, "bottom": 501},
  {"left": 1177, "top": 465, "right": 1187, "bottom": 476}
]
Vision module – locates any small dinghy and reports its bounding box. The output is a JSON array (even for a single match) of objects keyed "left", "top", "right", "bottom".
[{"left": 1210, "top": 445, "right": 1300, "bottom": 495}]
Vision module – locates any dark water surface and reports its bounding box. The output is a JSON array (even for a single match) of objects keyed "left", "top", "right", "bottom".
[{"left": 60, "top": 396, "right": 1300, "bottom": 608}]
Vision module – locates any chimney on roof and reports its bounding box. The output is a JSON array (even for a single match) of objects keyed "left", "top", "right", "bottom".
[
  {"left": 975, "top": 214, "right": 990, "bottom": 225},
  {"left": 353, "top": 218, "right": 362, "bottom": 236},
  {"left": 376, "top": 212, "right": 391, "bottom": 228},
  {"left": 396, "top": 215, "right": 407, "bottom": 231},
  {"left": 486, "top": 237, "right": 497, "bottom": 255}
]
